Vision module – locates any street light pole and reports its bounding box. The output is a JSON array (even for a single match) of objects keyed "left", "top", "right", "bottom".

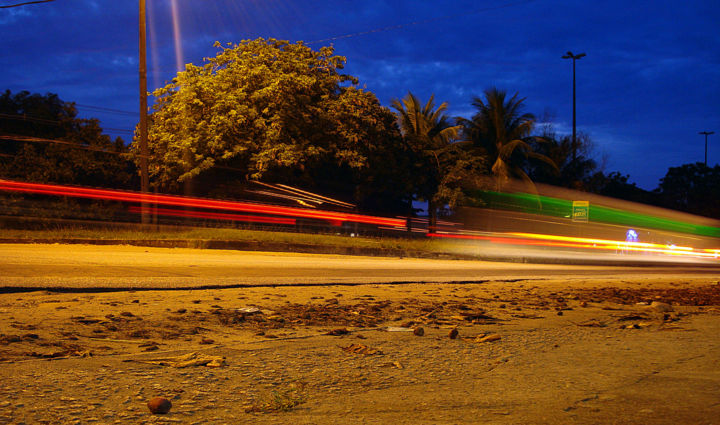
[
  {"left": 699, "top": 131, "right": 715, "bottom": 167},
  {"left": 562, "top": 51, "right": 586, "bottom": 162},
  {"left": 139, "top": 0, "right": 150, "bottom": 225}
]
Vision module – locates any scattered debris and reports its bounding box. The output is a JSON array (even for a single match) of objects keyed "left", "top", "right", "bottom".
[
  {"left": 341, "top": 343, "right": 382, "bottom": 355},
  {"left": 575, "top": 319, "right": 606, "bottom": 327},
  {"left": 140, "top": 352, "right": 226, "bottom": 368},
  {"left": 475, "top": 334, "right": 502, "bottom": 343},
  {"left": 511, "top": 313, "right": 545, "bottom": 319},
  {"left": 386, "top": 327, "right": 413, "bottom": 332}
]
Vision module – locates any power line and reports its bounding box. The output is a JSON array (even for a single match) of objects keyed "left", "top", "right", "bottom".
[
  {"left": 306, "top": 0, "right": 538, "bottom": 45},
  {"left": 0, "top": 113, "right": 134, "bottom": 134},
  {"left": 0, "top": 135, "right": 134, "bottom": 157},
  {"left": 74, "top": 104, "right": 139, "bottom": 116},
  {"left": 0, "top": 0, "right": 54, "bottom": 8},
  {"left": 0, "top": 113, "right": 59, "bottom": 126}
]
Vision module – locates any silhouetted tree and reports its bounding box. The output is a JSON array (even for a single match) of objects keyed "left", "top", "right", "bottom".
[
  {"left": 655, "top": 162, "right": 720, "bottom": 219},
  {"left": 584, "top": 171, "right": 657, "bottom": 204},
  {"left": 392, "top": 92, "right": 485, "bottom": 228},
  {"left": 528, "top": 128, "right": 598, "bottom": 190},
  {"left": 0, "top": 90, "right": 134, "bottom": 188},
  {"left": 460, "top": 88, "right": 556, "bottom": 190}
]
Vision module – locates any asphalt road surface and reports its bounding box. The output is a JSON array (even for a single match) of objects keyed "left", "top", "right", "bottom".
[{"left": 1, "top": 243, "right": 719, "bottom": 290}]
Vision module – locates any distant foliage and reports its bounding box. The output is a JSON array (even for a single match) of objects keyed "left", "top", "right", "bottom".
[
  {"left": 655, "top": 163, "right": 720, "bottom": 219},
  {"left": 0, "top": 90, "right": 134, "bottom": 188}
]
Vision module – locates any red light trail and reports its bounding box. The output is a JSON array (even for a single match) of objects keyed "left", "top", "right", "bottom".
[{"left": 0, "top": 180, "right": 406, "bottom": 227}]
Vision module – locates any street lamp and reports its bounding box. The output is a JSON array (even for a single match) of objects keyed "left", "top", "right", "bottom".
[
  {"left": 139, "top": 0, "right": 150, "bottom": 225},
  {"left": 562, "top": 51, "right": 586, "bottom": 162},
  {"left": 699, "top": 131, "right": 715, "bottom": 166}
]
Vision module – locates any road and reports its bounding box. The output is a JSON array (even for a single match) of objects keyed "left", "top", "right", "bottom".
[{"left": 1, "top": 243, "right": 718, "bottom": 290}]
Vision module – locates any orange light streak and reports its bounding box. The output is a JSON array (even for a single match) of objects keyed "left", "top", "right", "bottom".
[{"left": 427, "top": 232, "right": 719, "bottom": 260}]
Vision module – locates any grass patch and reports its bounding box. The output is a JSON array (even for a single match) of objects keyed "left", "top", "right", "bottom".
[{"left": 0, "top": 226, "right": 454, "bottom": 253}]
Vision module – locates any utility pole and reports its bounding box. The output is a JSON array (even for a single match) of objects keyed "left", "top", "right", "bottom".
[
  {"left": 139, "top": 0, "right": 150, "bottom": 225},
  {"left": 700, "top": 131, "right": 714, "bottom": 166},
  {"left": 562, "top": 51, "right": 585, "bottom": 162}
]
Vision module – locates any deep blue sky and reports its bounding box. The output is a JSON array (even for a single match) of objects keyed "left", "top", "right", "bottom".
[{"left": 2, "top": 0, "right": 718, "bottom": 190}]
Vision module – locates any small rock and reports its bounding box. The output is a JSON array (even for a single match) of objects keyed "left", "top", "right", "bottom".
[
  {"left": 199, "top": 338, "right": 214, "bottom": 345},
  {"left": 325, "top": 328, "right": 350, "bottom": 336},
  {"left": 649, "top": 301, "right": 673, "bottom": 312},
  {"left": 413, "top": 327, "right": 424, "bottom": 336},
  {"left": 120, "top": 311, "right": 134, "bottom": 317},
  {"left": 147, "top": 397, "right": 172, "bottom": 414},
  {"left": 580, "top": 301, "right": 588, "bottom": 308},
  {"left": 448, "top": 328, "right": 459, "bottom": 339},
  {"left": 556, "top": 311, "right": 564, "bottom": 316}
]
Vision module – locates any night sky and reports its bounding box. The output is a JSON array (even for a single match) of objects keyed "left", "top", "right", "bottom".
[{"left": 2, "top": 0, "right": 718, "bottom": 190}]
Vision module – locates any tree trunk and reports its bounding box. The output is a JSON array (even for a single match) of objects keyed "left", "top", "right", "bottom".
[
  {"left": 406, "top": 199, "right": 413, "bottom": 234},
  {"left": 428, "top": 198, "right": 437, "bottom": 234}
]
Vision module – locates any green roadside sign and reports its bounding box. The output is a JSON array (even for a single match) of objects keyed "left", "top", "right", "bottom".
[{"left": 572, "top": 201, "right": 589, "bottom": 222}]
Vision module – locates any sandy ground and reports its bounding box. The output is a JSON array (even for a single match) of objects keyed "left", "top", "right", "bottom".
[{"left": 1, "top": 274, "right": 720, "bottom": 424}]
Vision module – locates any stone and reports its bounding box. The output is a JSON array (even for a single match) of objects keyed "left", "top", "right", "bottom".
[
  {"left": 448, "top": 328, "right": 459, "bottom": 339},
  {"left": 147, "top": 397, "right": 172, "bottom": 414},
  {"left": 649, "top": 301, "right": 673, "bottom": 312},
  {"left": 413, "top": 327, "right": 424, "bottom": 336},
  {"left": 325, "top": 328, "right": 350, "bottom": 336}
]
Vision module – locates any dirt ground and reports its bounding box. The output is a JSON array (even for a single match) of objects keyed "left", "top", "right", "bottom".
[{"left": 1, "top": 276, "right": 719, "bottom": 424}]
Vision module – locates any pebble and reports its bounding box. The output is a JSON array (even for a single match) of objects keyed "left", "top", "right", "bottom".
[
  {"left": 649, "top": 301, "right": 673, "bottom": 312},
  {"left": 413, "top": 327, "right": 425, "bottom": 336},
  {"left": 147, "top": 397, "right": 172, "bottom": 414}
]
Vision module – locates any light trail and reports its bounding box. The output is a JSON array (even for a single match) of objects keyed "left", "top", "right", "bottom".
[
  {"left": 0, "top": 180, "right": 405, "bottom": 227},
  {"left": 428, "top": 231, "right": 720, "bottom": 260}
]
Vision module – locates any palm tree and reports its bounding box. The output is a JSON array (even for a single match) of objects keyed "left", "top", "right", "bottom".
[
  {"left": 391, "top": 92, "right": 461, "bottom": 230},
  {"left": 461, "top": 88, "right": 556, "bottom": 190}
]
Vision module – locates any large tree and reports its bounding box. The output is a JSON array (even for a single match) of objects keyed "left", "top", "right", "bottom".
[
  {"left": 137, "top": 38, "right": 407, "bottom": 212},
  {"left": 461, "top": 88, "right": 556, "bottom": 189},
  {"left": 0, "top": 90, "right": 133, "bottom": 188},
  {"left": 391, "top": 92, "right": 485, "bottom": 228}
]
